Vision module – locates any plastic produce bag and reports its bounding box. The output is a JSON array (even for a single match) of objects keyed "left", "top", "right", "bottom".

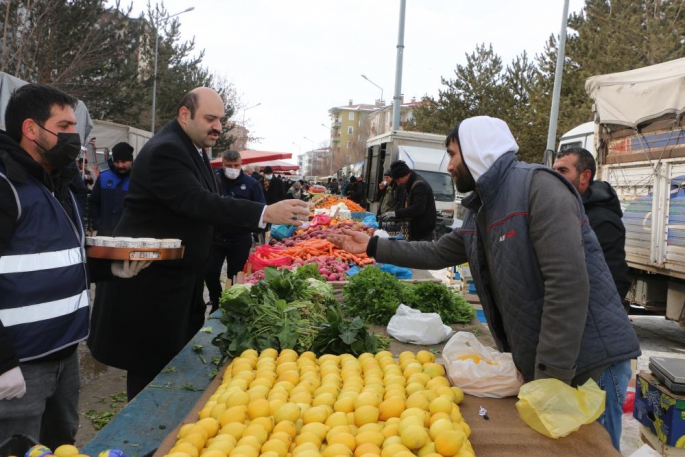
[
  {"left": 363, "top": 214, "right": 379, "bottom": 229},
  {"left": 270, "top": 224, "right": 296, "bottom": 241},
  {"left": 387, "top": 304, "right": 454, "bottom": 345},
  {"left": 244, "top": 244, "right": 292, "bottom": 272},
  {"left": 442, "top": 331, "right": 524, "bottom": 398},
  {"left": 516, "top": 378, "right": 606, "bottom": 439},
  {"left": 374, "top": 229, "right": 390, "bottom": 238},
  {"left": 378, "top": 263, "right": 413, "bottom": 279},
  {"left": 310, "top": 214, "right": 332, "bottom": 227}
]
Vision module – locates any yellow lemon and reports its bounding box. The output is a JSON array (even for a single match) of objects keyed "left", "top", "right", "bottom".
[
  {"left": 428, "top": 418, "right": 454, "bottom": 440},
  {"left": 226, "top": 390, "right": 250, "bottom": 408},
  {"left": 416, "top": 351, "right": 435, "bottom": 364},
  {"left": 380, "top": 443, "right": 410, "bottom": 457},
  {"left": 381, "top": 436, "right": 402, "bottom": 450},
  {"left": 422, "top": 363, "right": 446, "bottom": 378},
  {"left": 301, "top": 422, "right": 330, "bottom": 441},
  {"left": 201, "top": 450, "right": 227, "bottom": 457},
  {"left": 219, "top": 406, "right": 247, "bottom": 427},
  {"left": 250, "top": 416, "right": 274, "bottom": 433},
  {"left": 313, "top": 392, "right": 337, "bottom": 408},
  {"left": 354, "top": 405, "right": 380, "bottom": 427},
  {"left": 303, "top": 405, "right": 329, "bottom": 424},
  {"left": 236, "top": 436, "right": 262, "bottom": 451},
  {"left": 428, "top": 412, "right": 451, "bottom": 427},
  {"left": 399, "top": 424, "right": 428, "bottom": 450},
  {"left": 354, "top": 443, "right": 381, "bottom": 457},
  {"left": 181, "top": 432, "right": 207, "bottom": 451},
  {"left": 354, "top": 392, "right": 380, "bottom": 409},
  {"left": 397, "top": 415, "right": 424, "bottom": 436},
  {"left": 325, "top": 411, "right": 349, "bottom": 428},
  {"left": 451, "top": 386, "right": 465, "bottom": 405},
  {"left": 54, "top": 445, "right": 80, "bottom": 457},
  {"left": 274, "top": 402, "right": 302, "bottom": 423},
  {"left": 450, "top": 405, "right": 463, "bottom": 423},
  {"left": 428, "top": 396, "right": 453, "bottom": 416},
  {"left": 355, "top": 430, "right": 385, "bottom": 448},
  {"left": 229, "top": 444, "right": 258, "bottom": 457},
  {"left": 322, "top": 443, "right": 352, "bottom": 457},
  {"left": 327, "top": 432, "right": 356, "bottom": 451},
  {"left": 434, "top": 430, "right": 465, "bottom": 457},
  {"left": 381, "top": 423, "right": 399, "bottom": 439},
  {"left": 169, "top": 444, "right": 199, "bottom": 457},
  {"left": 405, "top": 392, "right": 429, "bottom": 411},
  {"left": 294, "top": 431, "right": 322, "bottom": 448},
  {"left": 242, "top": 423, "right": 268, "bottom": 444},
  {"left": 333, "top": 396, "right": 356, "bottom": 413},
  {"left": 247, "top": 398, "right": 270, "bottom": 419},
  {"left": 219, "top": 422, "right": 246, "bottom": 440},
  {"left": 205, "top": 442, "right": 235, "bottom": 456}
]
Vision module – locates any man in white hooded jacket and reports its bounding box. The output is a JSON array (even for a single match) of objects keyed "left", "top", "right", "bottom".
[{"left": 329, "top": 116, "right": 640, "bottom": 451}]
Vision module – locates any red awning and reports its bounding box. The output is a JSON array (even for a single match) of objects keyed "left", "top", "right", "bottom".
[{"left": 210, "top": 150, "right": 294, "bottom": 168}]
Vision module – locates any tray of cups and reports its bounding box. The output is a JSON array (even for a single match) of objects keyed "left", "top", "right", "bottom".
[{"left": 85, "top": 236, "right": 184, "bottom": 261}]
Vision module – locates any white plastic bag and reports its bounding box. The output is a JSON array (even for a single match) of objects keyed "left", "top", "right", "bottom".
[
  {"left": 442, "top": 331, "right": 524, "bottom": 398},
  {"left": 386, "top": 304, "right": 454, "bottom": 345},
  {"left": 374, "top": 229, "right": 390, "bottom": 238}
]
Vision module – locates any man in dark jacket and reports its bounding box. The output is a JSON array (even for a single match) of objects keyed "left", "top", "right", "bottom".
[
  {"left": 553, "top": 147, "right": 631, "bottom": 299},
  {"left": 205, "top": 150, "right": 265, "bottom": 312},
  {"left": 345, "top": 176, "right": 363, "bottom": 204},
  {"left": 261, "top": 165, "right": 286, "bottom": 204},
  {"left": 330, "top": 116, "right": 640, "bottom": 451},
  {"left": 379, "top": 161, "right": 437, "bottom": 241},
  {"left": 88, "top": 87, "right": 309, "bottom": 401},
  {"left": 89, "top": 142, "right": 134, "bottom": 236},
  {"left": 0, "top": 84, "right": 147, "bottom": 446}
]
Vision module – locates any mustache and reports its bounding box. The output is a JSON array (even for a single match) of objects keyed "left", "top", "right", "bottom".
[{"left": 208, "top": 129, "right": 221, "bottom": 135}]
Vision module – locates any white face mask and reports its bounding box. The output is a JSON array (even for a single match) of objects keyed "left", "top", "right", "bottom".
[
  {"left": 224, "top": 168, "right": 240, "bottom": 179},
  {"left": 265, "top": 174, "right": 273, "bottom": 180}
]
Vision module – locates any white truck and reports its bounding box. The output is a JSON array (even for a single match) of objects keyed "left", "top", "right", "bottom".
[
  {"left": 362, "top": 131, "right": 455, "bottom": 224},
  {"left": 579, "top": 57, "right": 685, "bottom": 324},
  {"left": 87, "top": 119, "right": 152, "bottom": 172}
]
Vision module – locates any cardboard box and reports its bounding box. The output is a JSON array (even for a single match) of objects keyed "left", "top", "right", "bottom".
[
  {"left": 640, "top": 424, "right": 685, "bottom": 456},
  {"left": 634, "top": 372, "right": 685, "bottom": 447}
]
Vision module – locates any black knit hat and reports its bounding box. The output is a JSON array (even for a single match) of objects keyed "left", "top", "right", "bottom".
[
  {"left": 264, "top": 166, "right": 273, "bottom": 174},
  {"left": 390, "top": 160, "right": 411, "bottom": 179},
  {"left": 112, "top": 142, "right": 133, "bottom": 162},
  {"left": 383, "top": 169, "right": 392, "bottom": 177}
]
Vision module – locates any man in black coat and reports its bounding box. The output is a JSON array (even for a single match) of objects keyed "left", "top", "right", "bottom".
[
  {"left": 88, "top": 87, "right": 309, "bottom": 400},
  {"left": 553, "top": 147, "right": 631, "bottom": 298},
  {"left": 261, "top": 165, "right": 286, "bottom": 204},
  {"left": 379, "top": 160, "right": 437, "bottom": 241}
]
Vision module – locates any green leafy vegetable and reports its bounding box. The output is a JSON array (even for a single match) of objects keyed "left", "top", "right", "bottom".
[{"left": 342, "top": 267, "right": 403, "bottom": 325}]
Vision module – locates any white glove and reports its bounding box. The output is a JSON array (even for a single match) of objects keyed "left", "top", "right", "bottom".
[
  {"left": 111, "top": 260, "right": 153, "bottom": 279},
  {"left": 0, "top": 367, "right": 26, "bottom": 400},
  {"left": 379, "top": 211, "right": 396, "bottom": 221}
]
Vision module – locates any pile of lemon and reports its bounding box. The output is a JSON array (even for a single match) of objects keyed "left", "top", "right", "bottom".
[{"left": 167, "top": 349, "right": 474, "bottom": 457}]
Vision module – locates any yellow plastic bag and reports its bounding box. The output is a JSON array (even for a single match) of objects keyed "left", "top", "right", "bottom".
[{"left": 515, "top": 378, "right": 606, "bottom": 439}]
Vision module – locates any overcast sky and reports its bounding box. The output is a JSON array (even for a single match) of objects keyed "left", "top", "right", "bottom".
[{"left": 125, "top": 0, "right": 586, "bottom": 160}]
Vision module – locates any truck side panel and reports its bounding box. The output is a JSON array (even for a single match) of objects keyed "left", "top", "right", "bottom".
[{"left": 601, "top": 127, "right": 685, "bottom": 280}]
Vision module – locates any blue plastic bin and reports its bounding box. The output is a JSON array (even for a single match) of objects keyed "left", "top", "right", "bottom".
[{"left": 467, "top": 280, "right": 476, "bottom": 294}]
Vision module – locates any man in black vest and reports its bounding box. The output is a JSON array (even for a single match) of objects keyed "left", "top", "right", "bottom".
[
  {"left": 88, "top": 87, "right": 309, "bottom": 400},
  {"left": 0, "top": 84, "right": 147, "bottom": 446},
  {"left": 553, "top": 147, "right": 631, "bottom": 299},
  {"left": 89, "top": 142, "right": 134, "bottom": 236}
]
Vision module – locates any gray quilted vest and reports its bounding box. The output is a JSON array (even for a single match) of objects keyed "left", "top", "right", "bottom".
[{"left": 460, "top": 152, "right": 640, "bottom": 382}]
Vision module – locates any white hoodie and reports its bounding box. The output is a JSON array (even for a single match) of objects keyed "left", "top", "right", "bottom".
[{"left": 458, "top": 116, "right": 519, "bottom": 182}]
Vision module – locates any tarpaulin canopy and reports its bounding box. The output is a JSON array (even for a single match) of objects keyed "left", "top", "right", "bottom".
[
  {"left": 240, "top": 149, "right": 292, "bottom": 164},
  {"left": 0, "top": 72, "right": 93, "bottom": 143},
  {"left": 586, "top": 57, "right": 685, "bottom": 128},
  {"left": 210, "top": 158, "right": 299, "bottom": 173}
]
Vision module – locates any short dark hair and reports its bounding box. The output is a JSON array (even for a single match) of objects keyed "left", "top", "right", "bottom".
[
  {"left": 445, "top": 122, "right": 461, "bottom": 148},
  {"left": 222, "top": 150, "right": 241, "bottom": 161},
  {"left": 5, "top": 84, "right": 77, "bottom": 143},
  {"left": 176, "top": 91, "right": 199, "bottom": 119},
  {"left": 556, "top": 147, "right": 596, "bottom": 182}
]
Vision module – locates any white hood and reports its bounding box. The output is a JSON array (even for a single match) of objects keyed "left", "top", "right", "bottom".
[{"left": 458, "top": 116, "right": 519, "bottom": 181}]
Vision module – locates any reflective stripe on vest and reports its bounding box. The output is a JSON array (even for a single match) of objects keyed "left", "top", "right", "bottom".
[
  {"left": 0, "top": 162, "right": 89, "bottom": 361},
  {"left": 0, "top": 247, "right": 82, "bottom": 274}
]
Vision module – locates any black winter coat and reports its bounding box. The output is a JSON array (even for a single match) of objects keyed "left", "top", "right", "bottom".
[
  {"left": 582, "top": 180, "right": 631, "bottom": 299},
  {"left": 395, "top": 172, "right": 436, "bottom": 241},
  {"left": 88, "top": 120, "right": 265, "bottom": 374}
]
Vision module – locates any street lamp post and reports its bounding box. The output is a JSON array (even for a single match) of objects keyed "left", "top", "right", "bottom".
[
  {"left": 151, "top": 7, "right": 194, "bottom": 134},
  {"left": 242, "top": 102, "right": 262, "bottom": 127},
  {"left": 361, "top": 74, "right": 383, "bottom": 104}
]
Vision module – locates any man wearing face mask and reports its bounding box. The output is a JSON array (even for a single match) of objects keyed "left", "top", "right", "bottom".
[
  {"left": 88, "top": 87, "right": 309, "bottom": 401},
  {"left": 261, "top": 165, "right": 286, "bottom": 204},
  {"left": 0, "top": 84, "right": 149, "bottom": 446},
  {"left": 329, "top": 116, "right": 640, "bottom": 451},
  {"left": 204, "top": 150, "right": 265, "bottom": 313},
  {"left": 89, "top": 142, "right": 134, "bottom": 236}
]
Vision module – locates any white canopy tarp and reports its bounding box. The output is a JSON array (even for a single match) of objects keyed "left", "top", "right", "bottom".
[
  {"left": 0, "top": 72, "right": 93, "bottom": 143},
  {"left": 585, "top": 57, "right": 685, "bottom": 128}
]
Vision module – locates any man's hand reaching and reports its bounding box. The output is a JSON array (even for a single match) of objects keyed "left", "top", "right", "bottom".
[
  {"left": 264, "top": 200, "right": 310, "bottom": 226},
  {"left": 328, "top": 228, "right": 372, "bottom": 255}
]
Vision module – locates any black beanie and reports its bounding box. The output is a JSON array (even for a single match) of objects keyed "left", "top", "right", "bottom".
[
  {"left": 390, "top": 160, "right": 411, "bottom": 179},
  {"left": 112, "top": 142, "right": 134, "bottom": 162}
]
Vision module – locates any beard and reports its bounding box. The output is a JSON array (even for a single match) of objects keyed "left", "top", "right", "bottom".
[{"left": 453, "top": 162, "right": 476, "bottom": 193}]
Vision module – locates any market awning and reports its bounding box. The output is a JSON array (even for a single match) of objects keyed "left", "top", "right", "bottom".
[
  {"left": 250, "top": 160, "right": 299, "bottom": 173},
  {"left": 211, "top": 150, "right": 294, "bottom": 168}
]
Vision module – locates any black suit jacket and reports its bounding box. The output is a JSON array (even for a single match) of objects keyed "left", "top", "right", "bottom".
[{"left": 89, "top": 120, "right": 264, "bottom": 373}]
